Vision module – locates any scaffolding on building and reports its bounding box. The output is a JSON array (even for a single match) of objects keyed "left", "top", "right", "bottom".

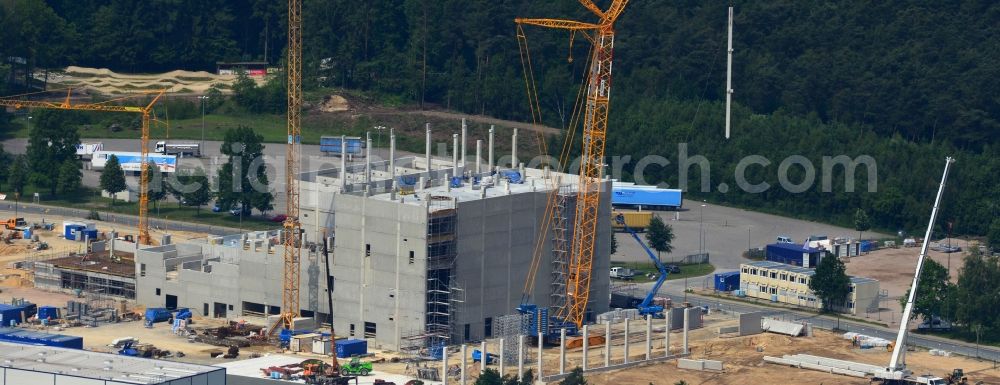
[
  {"left": 550, "top": 183, "right": 576, "bottom": 315},
  {"left": 400, "top": 205, "right": 465, "bottom": 360}
]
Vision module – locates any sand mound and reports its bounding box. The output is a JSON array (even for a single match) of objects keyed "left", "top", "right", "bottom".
[
  {"left": 318, "top": 94, "right": 350, "bottom": 112},
  {"left": 47, "top": 66, "right": 258, "bottom": 94}
]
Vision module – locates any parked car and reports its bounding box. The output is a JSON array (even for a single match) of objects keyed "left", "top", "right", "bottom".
[
  {"left": 776, "top": 235, "right": 794, "bottom": 244},
  {"left": 665, "top": 264, "right": 681, "bottom": 274},
  {"left": 212, "top": 203, "right": 224, "bottom": 213},
  {"left": 270, "top": 214, "right": 288, "bottom": 223}
]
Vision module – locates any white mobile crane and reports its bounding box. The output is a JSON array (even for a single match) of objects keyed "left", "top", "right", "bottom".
[{"left": 873, "top": 157, "right": 955, "bottom": 385}]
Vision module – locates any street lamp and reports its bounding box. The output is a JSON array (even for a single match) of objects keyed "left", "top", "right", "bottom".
[
  {"left": 700, "top": 204, "right": 707, "bottom": 254},
  {"left": 198, "top": 95, "right": 210, "bottom": 150},
  {"left": 374, "top": 125, "right": 387, "bottom": 157}
]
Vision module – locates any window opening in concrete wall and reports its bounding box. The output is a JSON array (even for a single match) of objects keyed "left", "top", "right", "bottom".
[
  {"left": 364, "top": 322, "right": 376, "bottom": 338},
  {"left": 366, "top": 244, "right": 371, "bottom": 257},
  {"left": 242, "top": 301, "right": 266, "bottom": 317},
  {"left": 350, "top": 323, "right": 356, "bottom": 337},
  {"left": 203, "top": 303, "right": 209, "bottom": 316},
  {"left": 409, "top": 251, "right": 414, "bottom": 264},
  {"left": 140, "top": 263, "right": 146, "bottom": 277},
  {"left": 156, "top": 288, "right": 161, "bottom": 296},
  {"left": 485, "top": 317, "right": 493, "bottom": 338},
  {"left": 464, "top": 324, "right": 470, "bottom": 341}
]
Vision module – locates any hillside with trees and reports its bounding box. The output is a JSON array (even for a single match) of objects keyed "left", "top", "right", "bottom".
[{"left": 1, "top": 0, "right": 998, "bottom": 237}]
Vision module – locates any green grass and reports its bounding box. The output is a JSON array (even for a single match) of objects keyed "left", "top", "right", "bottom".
[
  {"left": 610, "top": 262, "right": 715, "bottom": 283},
  {"left": 916, "top": 328, "right": 1000, "bottom": 348},
  {"left": 5, "top": 100, "right": 544, "bottom": 159},
  {"left": 15, "top": 185, "right": 276, "bottom": 231}
]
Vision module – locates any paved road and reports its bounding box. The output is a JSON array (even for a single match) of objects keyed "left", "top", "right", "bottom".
[
  {"left": 0, "top": 202, "right": 243, "bottom": 237},
  {"left": 640, "top": 279, "right": 1000, "bottom": 362},
  {"left": 612, "top": 201, "right": 885, "bottom": 270}
]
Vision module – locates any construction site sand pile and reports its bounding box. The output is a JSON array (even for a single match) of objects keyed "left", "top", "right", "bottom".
[{"left": 51, "top": 66, "right": 250, "bottom": 94}]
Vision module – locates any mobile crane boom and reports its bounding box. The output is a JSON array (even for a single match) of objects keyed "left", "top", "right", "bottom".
[{"left": 615, "top": 214, "right": 669, "bottom": 317}]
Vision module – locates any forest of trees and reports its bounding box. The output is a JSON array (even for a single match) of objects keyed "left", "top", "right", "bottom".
[{"left": 1, "top": 1, "right": 998, "bottom": 237}]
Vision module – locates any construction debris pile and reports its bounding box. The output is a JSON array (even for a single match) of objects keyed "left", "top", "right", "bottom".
[{"left": 191, "top": 320, "right": 268, "bottom": 348}]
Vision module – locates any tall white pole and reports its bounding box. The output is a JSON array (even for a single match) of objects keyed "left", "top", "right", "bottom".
[
  {"left": 488, "top": 125, "right": 495, "bottom": 173},
  {"left": 340, "top": 135, "right": 347, "bottom": 189},
  {"left": 888, "top": 157, "right": 955, "bottom": 371},
  {"left": 425, "top": 123, "right": 432, "bottom": 175},
  {"left": 452, "top": 134, "right": 460, "bottom": 176},
  {"left": 725, "top": 5, "right": 734, "bottom": 139},
  {"left": 475, "top": 140, "right": 482, "bottom": 175},
  {"left": 461, "top": 118, "right": 467, "bottom": 171},
  {"left": 365, "top": 132, "right": 372, "bottom": 185},
  {"left": 511, "top": 128, "right": 518, "bottom": 168}
]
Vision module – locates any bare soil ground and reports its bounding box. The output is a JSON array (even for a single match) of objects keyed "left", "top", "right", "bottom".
[
  {"left": 45, "top": 66, "right": 256, "bottom": 94},
  {"left": 846, "top": 238, "right": 975, "bottom": 316}
]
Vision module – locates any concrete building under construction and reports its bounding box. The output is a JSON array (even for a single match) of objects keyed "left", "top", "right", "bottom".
[{"left": 135, "top": 123, "right": 612, "bottom": 351}]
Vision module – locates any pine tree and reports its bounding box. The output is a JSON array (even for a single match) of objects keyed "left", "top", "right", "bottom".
[{"left": 99, "top": 154, "right": 127, "bottom": 206}]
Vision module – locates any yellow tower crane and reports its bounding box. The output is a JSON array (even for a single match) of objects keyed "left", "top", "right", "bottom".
[
  {"left": 0, "top": 89, "right": 166, "bottom": 245},
  {"left": 516, "top": 0, "right": 630, "bottom": 328},
  {"left": 274, "top": 0, "right": 303, "bottom": 334}
]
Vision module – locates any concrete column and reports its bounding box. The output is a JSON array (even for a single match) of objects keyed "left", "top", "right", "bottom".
[
  {"left": 683, "top": 308, "right": 690, "bottom": 354},
  {"left": 339, "top": 135, "right": 347, "bottom": 188},
  {"left": 365, "top": 132, "right": 371, "bottom": 185},
  {"left": 559, "top": 328, "right": 566, "bottom": 375},
  {"left": 664, "top": 308, "right": 671, "bottom": 357},
  {"left": 498, "top": 338, "right": 505, "bottom": 377},
  {"left": 481, "top": 340, "right": 488, "bottom": 374},
  {"left": 442, "top": 348, "right": 449, "bottom": 385},
  {"left": 645, "top": 315, "right": 652, "bottom": 360},
  {"left": 452, "top": 134, "right": 460, "bottom": 176},
  {"left": 537, "top": 331, "right": 543, "bottom": 379},
  {"left": 604, "top": 321, "right": 611, "bottom": 368},
  {"left": 488, "top": 125, "right": 494, "bottom": 174},
  {"left": 461, "top": 118, "right": 467, "bottom": 170},
  {"left": 518, "top": 335, "right": 525, "bottom": 381},
  {"left": 475, "top": 140, "right": 482, "bottom": 175},
  {"left": 461, "top": 344, "right": 468, "bottom": 385},
  {"left": 389, "top": 131, "right": 396, "bottom": 197},
  {"left": 623, "top": 318, "right": 630, "bottom": 364},
  {"left": 511, "top": 128, "right": 518, "bottom": 168},
  {"left": 581, "top": 325, "right": 589, "bottom": 370},
  {"left": 425, "top": 123, "right": 432, "bottom": 174}
]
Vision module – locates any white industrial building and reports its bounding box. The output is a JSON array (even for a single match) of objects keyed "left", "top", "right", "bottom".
[
  {"left": 135, "top": 124, "right": 612, "bottom": 352},
  {"left": 0, "top": 341, "right": 224, "bottom": 384}
]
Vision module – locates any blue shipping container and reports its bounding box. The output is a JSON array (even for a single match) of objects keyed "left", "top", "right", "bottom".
[
  {"left": 320, "top": 136, "right": 364, "bottom": 156},
  {"left": 335, "top": 339, "right": 368, "bottom": 358},
  {"left": 860, "top": 240, "right": 874, "bottom": 253},
  {"left": 0, "top": 328, "right": 82, "bottom": 349},
  {"left": 766, "top": 243, "right": 824, "bottom": 268},
  {"left": 65, "top": 225, "right": 85, "bottom": 240},
  {"left": 37, "top": 306, "right": 60, "bottom": 320},
  {"left": 611, "top": 187, "right": 683, "bottom": 209},
  {"left": 0, "top": 303, "right": 37, "bottom": 325},
  {"left": 714, "top": 272, "right": 740, "bottom": 292},
  {"left": 83, "top": 229, "right": 99, "bottom": 240}
]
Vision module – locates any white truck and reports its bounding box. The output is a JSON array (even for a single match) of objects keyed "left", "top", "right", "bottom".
[
  {"left": 155, "top": 141, "right": 201, "bottom": 157},
  {"left": 610, "top": 267, "right": 636, "bottom": 280},
  {"left": 75, "top": 142, "right": 104, "bottom": 159}
]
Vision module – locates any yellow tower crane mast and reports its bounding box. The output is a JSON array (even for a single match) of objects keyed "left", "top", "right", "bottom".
[
  {"left": 0, "top": 89, "right": 166, "bottom": 245},
  {"left": 516, "top": 0, "right": 629, "bottom": 328},
  {"left": 276, "top": 0, "right": 304, "bottom": 333}
]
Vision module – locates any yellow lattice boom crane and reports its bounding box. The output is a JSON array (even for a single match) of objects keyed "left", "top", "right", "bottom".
[
  {"left": 0, "top": 89, "right": 166, "bottom": 245},
  {"left": 516, "top": 0, "right": 630, "bottom": 329},
  {"left": 271, "top": 0, "right": 304, "bottom": 339}
]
